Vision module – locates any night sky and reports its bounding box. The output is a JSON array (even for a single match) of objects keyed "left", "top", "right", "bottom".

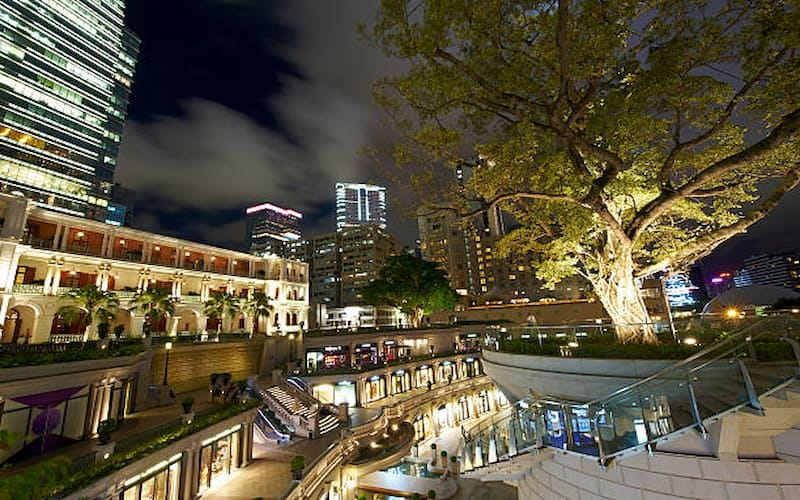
[{"left": 118, "top": 0, "right": 800, "bottom": 277}]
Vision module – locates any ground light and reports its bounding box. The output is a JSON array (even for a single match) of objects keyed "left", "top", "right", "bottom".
[
  {"left": 726, "top": 308, "right": 741, "bottom": 319},
  {"left": 683, "top": 337, "right": 698, "bottom": 346}
]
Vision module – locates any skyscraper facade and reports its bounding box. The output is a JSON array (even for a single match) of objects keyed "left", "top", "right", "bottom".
[
  {"left": 735, "top": 252, "right": 800, "bottom": 291},
  {"left": 0, "top": 0, "right": 139, "bottom": 220},
  {"left": 245, "top": 202, "right": 302, "bottom": 256},
  {"left": 335, "top": 182, "right": 387, "bottom": 231}
]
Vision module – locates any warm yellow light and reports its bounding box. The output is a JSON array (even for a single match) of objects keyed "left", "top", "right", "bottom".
[
  {"left": 382, "top": 432, "right": 389, "bottom": 438},
  {"left": 792, "top": 309, "right": 800, "bottom": 314},
  {"left": 370, "top": 441, "right": 379, "bottom": 448},
  {"left": 567, "top": 341, "right": 579, "bottom": 348},
  {"left": 119, "top": 239, "right": 125, "bottom": 245},
  {"left": 725, "top": 308, "right": 740, "bottom": 319},
  {"left": 683, "top": 337, "right": 697, "bottom": 346},
  {"left": 391, "top": 423, "right": 399, "bottom": 431},
  {"left": 165, "top": 341, "right": 173, "bottom": 350}
]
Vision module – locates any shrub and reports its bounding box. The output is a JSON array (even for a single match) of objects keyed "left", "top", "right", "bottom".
[
  {"left": 113, "top": 324, "right": 125, "bottom": 337},
  {"left": 97, "top": 323, "right": 110, "bottom": 339}
]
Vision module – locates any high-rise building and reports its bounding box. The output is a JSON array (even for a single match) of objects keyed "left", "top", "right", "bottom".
[
  {"left": 245, "top": 202, "right": 302, "bottom": 256},
  {"left": 0, "top": 1, "right": 139, "bottom": 220},
  {"left": 735, "top": 252, "right": 800, "bottom": 291},
  {"left": 339, "top": 225, "right": 400, "bottom": 305},
  {"left": 335, "top": 183, "right": 387, "bottom": 231}
]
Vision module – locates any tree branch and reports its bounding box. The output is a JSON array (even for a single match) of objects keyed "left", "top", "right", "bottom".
[
  {"left": 636, "top": 165, "right": 800, "bottom": 277},
  {"left": 629, "top": 107, "right": 800, "bottom": 241},
  {"left": 421, "top": 190, "right": 588, "bottom": 219}
]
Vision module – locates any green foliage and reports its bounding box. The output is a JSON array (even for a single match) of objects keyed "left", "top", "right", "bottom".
[
  {"left": 49, "top": 400, "right": 259, "bottom": 497},
  {"left": 362, "top": 255, "right": 457, "bottom": 325},
  {"left": 365, "top": 0, "right": 800, "bottom": 340},
  {"left": 0, "top": 455, "right": 71, "bottom": 500},
  {"left": 204, "top": 292, "right": 241, "bottom": 330},
  {"left": 97, "top": 322, "right": 110, "bottom": 339},
  {"left": 128, "top": 288, "right": 175, "bottom": 334},
  {"left": 113, "top": 324, "right": 125, "bottom": 337},
  {"left": 241, "top": 292, "right": 273, "bottom": 333},
  {"left": 290, "top": 455, "right": 306, "bottom": 472},
  {"left": 58, "top": 285, "right": 119, "bottom": 333},
  {"left": 428, "top": 490, "right": 437, "bottom": 499},
  {"left": 0, "top": 342, "right": 145, "bottom": 369}
]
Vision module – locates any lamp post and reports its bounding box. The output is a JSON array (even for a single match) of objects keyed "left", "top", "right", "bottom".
[{"left": 162, "top": 341, "right": 173, "bottom": 386}]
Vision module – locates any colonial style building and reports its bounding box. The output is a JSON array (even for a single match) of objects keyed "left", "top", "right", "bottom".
[{"left": 0, "top": 193, "right": 309, "bottom": 343}]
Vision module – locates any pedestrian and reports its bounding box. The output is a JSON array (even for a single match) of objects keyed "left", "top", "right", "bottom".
[{"left": 427, "top": 380, "right": 432, "bottom": 392}]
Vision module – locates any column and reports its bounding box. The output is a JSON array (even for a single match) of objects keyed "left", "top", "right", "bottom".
[
  {"left": 52, "top": 224, "right": 62, "bottom": 250},
  {"left": 43, "top": 265, "right": 54, "bottom": 295},
  {"left": 141, "top": 242, "right": 149, "bottom": 263},
  {"left": 100, "top": 233, "right": 110, "bottom": 258},
  {"left": 177, "top": 247, "right": 185, "bottom": 267},
  {"left": 167, "top": 316, "right": 179, "bottom": 337},
  {"left": 0, "top": 293, "right": 10, "bottom": 339},
  {"left": 130, "top": 314, "right": 145, "bottom": 338},
  {"left": 51, "top": 262, "right": 62, "bottom": 294},
  {"left": 32, "top": 312, "right": 54, "bottom": 343},
  {"left": 199, "top": 314, "right": 208, "bottom": 334},
  {"left": 59, "top": 227, "right": 70, "bottom": 250}
]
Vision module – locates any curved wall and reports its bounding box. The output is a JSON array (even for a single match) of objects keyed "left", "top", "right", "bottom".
[
  {"left": 482, "top": 350, "right": 672, "bottom": 402},
  {"left": 515, "top": 449, "right": 800, "bottom": 500}
]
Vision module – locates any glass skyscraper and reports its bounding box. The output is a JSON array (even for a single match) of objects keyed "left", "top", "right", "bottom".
[
  {"left": 335, "top": 182, "right": 387, "bottom": 231},
  {"left": 0, "top": 0, "right": 139, "bottom": 220}
]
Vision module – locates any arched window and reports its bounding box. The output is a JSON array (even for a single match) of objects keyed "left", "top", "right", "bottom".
[{"left": 291, "top": 312, "right": 298, "bottom": 325}]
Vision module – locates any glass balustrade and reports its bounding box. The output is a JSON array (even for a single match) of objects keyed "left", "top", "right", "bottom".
[{"left": 461, "top": 316, "right": 800, "bottom": 470}]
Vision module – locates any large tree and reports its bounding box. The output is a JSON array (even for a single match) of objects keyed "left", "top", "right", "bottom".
[
  {"left": 363, "top": 254, "right": 457, "bottom": 327},
  {"left": 128, "top": 288, "right": 175, "bottom": 336},
  {"left": 365, "top": 0, "right": 800, "bottom": 342},
  {"left": 204, "top": 292, "right": 241, "bottom": 334}
]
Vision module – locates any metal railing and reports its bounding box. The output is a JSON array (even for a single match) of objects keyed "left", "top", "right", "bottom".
[
  {"left": 461, "top": 316, "right": 800, "bottom": 470},
  {"left": 12, "top": 283, "right": 45, "bottom": 294}
]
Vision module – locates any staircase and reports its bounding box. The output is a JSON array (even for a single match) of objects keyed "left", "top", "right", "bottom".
[
  {"left": 249, "top": 376, "right": 340, "bottom": 438},
  {"left": 460, "top": 316, "right": 800, "bottom": 473}
]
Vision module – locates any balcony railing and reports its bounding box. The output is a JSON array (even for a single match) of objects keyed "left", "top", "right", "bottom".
[
  {"left": 23, "top": 235, "right": 54, "bottom": 249},
  {"left": 12, "top": 283, "right": 45, "bottom": 294},
  {"left": 150, "top": 256, "right": 177, "bottom": 267},
  {"left": 180, "top": 295, "right": 202, "bottom": 303},
  {"left": 65, "top": 242, "right": 103, "bottom": 257},
  {"left": 112, "top": 250, "right": 144, "bottom": 263}
]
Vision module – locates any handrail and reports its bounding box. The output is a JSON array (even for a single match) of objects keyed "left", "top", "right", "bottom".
[
  {"left": 589, "top": 317, "right": 779, "bottom": 405},
  {"left": 460, "top": 316, "right": 800, "bottom": 471}
]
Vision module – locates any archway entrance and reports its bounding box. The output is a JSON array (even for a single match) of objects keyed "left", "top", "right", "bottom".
[{"left": 177, "top": 310, "right": 199, "bottom": 333}]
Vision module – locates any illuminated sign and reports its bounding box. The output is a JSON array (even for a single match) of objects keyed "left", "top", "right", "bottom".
[{"left": 245, "top": 202, "right": 302, "bottom": 218}]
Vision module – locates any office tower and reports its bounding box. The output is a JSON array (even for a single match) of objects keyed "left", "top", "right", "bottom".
[
  {"left": 418, "top": 211, "right": 471, "bottom": 295},
  {"left": 335, "top": 183, "right": 387, "bottom": 231},
  {"left": 0, "top": 1, "right": 139, "bottom": 220},
  {"left": 245, "top": 202, "right": 302, "bottom": 256},
  {"left": 105, "top": 183, "right": 135, "bottom": 226},
  {"left": 735, "top": 252, "right": 800, "bottom": 291}
]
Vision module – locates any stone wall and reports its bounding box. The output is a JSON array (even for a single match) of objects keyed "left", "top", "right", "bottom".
[
  {"left": 516, "top": 450, "right": 800, "bottom": 500},
  {"left": 149, "top": 340, "right": 265, "bottom": 394}
]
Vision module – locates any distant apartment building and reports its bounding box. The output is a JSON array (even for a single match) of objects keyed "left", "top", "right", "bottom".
[
  {"left": 734, "top": 252, "right": 800, "bottom": 291},
  {"left": 335, "top": 182, "right": 387, "bottom": 231},
  {"left": 0, "top": 0, "right": 139, "bottom": 220},
  {"left": 286, "top": 225, "right": 401, "bottom": 327},
  {"left": 245, "top": 202, "right": 302, "bottom": 256},
  {"left": 418, "top": 166, "right": 587, "bottom": 305},
  {"left": 339, "top": 225, "right": 400, "bottom": 305}
]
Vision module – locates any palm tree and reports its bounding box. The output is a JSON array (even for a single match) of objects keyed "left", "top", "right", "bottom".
[
  {"left": 203, "top": 292, "right": 241, "bottom": 334},
  {"left": 241, "top": 292, "right": 273, "bottom": 336},
  {"left": 58, "top": 286, "right": 119, "bottom": 342},
  {"left": 128, "top": 288, "right": 175, "bottom": 336}
]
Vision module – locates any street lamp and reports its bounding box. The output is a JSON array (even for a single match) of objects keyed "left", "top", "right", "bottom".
[{"left": 162, "top": 341, "right": 173, "bottom": 386}]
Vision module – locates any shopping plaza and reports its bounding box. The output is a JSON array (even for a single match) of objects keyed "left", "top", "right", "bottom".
[{"left": 2, "top": 191, "right": 800, "bottom": 499}]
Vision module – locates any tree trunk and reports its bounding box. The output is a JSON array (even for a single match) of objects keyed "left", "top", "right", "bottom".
[
  {"left": 410, "top": 309, "right": 424, "bottom": 328},
  {"left": 589, "top": 249, "right": 657, "bottom": 344}
]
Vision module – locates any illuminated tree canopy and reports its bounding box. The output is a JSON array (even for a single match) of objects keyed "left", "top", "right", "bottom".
[{"left": 364, "top": 0, "right": 800, "bottom": 342}]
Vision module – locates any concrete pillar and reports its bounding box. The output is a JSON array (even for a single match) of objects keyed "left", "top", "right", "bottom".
[
  {"left": 32, "top": 312, "right": 53, "bottom": 343},
  {"left": 130, "top": 315, "right": 145, "bottom": 338},
  {"left": 167, "top": 316, "right": 179, "bottom": 337},
  {"left": 51, "top": 266, "right": 62, "bottom": 294},
  {"left": 43, "top": 265, "right": 54, "bottom": 295},
  {"left": 60, "top": 227, "right": 70, "bottom": 250},
  {"left": 100, "top": 233, "right": 110, "bottom": 258},
  {"left": 52, "top": 224, "right": 62, "bottom": 249},
  {"left": 199, "top": 315, "right": 208, "bottom": 334}
]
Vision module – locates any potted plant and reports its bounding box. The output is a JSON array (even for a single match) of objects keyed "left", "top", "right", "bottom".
[
  {"left": 430, "top": 443, "right": 437, "bottom": 465},
  {"left": 113, "top": 324, "right": 125, "bottom": 338},
  {"left": 97, "top": 419, "right": 117, "bottom": 444},
  {"left": 440, "top": 450, "right": 448, "bottom": 468},
  {"left": 450, "top": 455, "right": 459, "bottom": 474},
  {"left": 181, "top": 396, "right": 195, "bottom": 414},
  {"left": 97, "top": 322, "right": 110, "bottom": 340},
  {"left": 290, "top": 455, "right": 305, "bottom": 480},
  {"left": 428, "top": 490, "right": 437, "bottom": 500},
  {"left": 411, "top": 494, "right": 421, "bottom": 500}
]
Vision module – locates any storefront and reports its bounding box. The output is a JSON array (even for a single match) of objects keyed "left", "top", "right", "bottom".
[
  {"left": 456, "top": 395, "right": 471, "bottom": 422},
  {"left": 333, "top": 380, "right": 356, "bottom": 407},
  {"left": 438, "top": 361, "right": 458, "bottom": 383},
  {"left": 305, "top": 346, "right": 349, "bottom": 372},
  {"left": 198, "top": 425, "right": 242, "bottom": 494},
  {"left": 121, "top": 453, "right": 182, "bottom": 500},
  {"left": 364, "top": 375, "right": 386, "bottom": 403},
  {"left": 463, "top": 357, "right": 481, "bottom": 378},
  {"left": 383, "top": 340, "right": 410, "bottom": 362},
  {"left": 353, "top": 343, "right": 378, "bottom": 367},
  {"left": 390, "top": 369, "right": 411, "bottom": 395},
  {"left": 413, "top": 414, "right": 430, "bottom": 441},
  {"left": 477, "top": 390, "right": 492, "bottom": 413},
  {"left": 414, "top": 365, "right": 435, "bottom": 387},
  {"left": 458, "top": 333, "right": 481, "bottom": 351}
]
